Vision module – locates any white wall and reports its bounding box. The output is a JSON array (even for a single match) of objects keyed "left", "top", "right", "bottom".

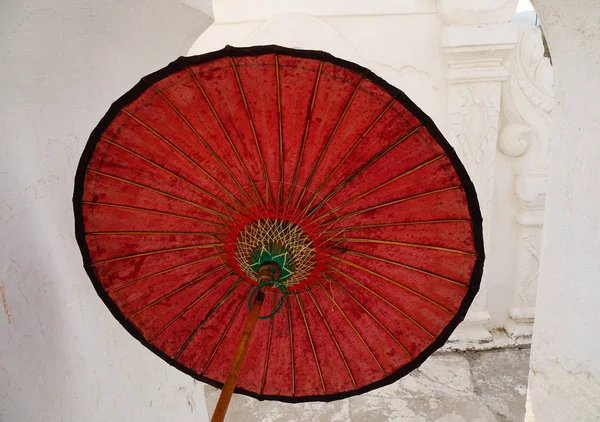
[
  {"left": 526, "top": 0, "right": 600, "bottom": 419},
  {"left": 0, "top": 1, "right": 213, "bottom": 421}
]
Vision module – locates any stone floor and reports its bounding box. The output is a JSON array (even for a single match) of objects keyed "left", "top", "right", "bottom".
[{"left": 205, "top": 347, "right": 531, "bottom": 422}]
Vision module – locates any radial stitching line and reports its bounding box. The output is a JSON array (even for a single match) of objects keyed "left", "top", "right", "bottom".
[
  {"left": 294, "top": 76, "right": 365, "bottom": 209},
  {"left": 322, "top": 273, "right": 413, "bottom": 359},
  {"left": 330, "top": 257, "right": 453, "bottom": 314},
  {"left": 320, "top": 186, "right": 461, "bottom": 226},
  {"left": 230, "top": 57, "right": 272, "bottom": 204},
  {"left": 127, "top": 263, "right": 229, "bottom": 317},
  {"left": 87, "top": 168, "right": 229, "bottom": 220},
  {"left": 330, "top": 237, "right": 475, "bottom": 256},
  {"left": 306, "top": 287, "right": 357, "bottom": 389},
  {"left": 322, "top": 219, "right": 471, "bottom": 233},
  {"left": 259, "top": 292, "right": 277, "bottom": 394},
  {"left": 341, "top": 249, "right": 469, "bottom": 287},
  {"left": 99, "top": 136, "right": 238, "bottom": 215},
  {"left": 80, "top": 200, "right": 225, "bottom": 228},
  {"left": 92, "top": 244, "right": 223, "bottom": 265},
  {"left": 201, "top": 286, "right": 252, "bottom": 375},
  {"left": 107, "top": 254, "right": 225, "bottom": 293},
  {"left": 170, "top": 277, "right": 243, "bottom": 357},
  {"left": 296, "top": 294, "right": 327, "bottom": 395},
  {"left": 286, "top": 61, "right": 323, "bottom": 209},
  {"left": 329, "top": 266, "right": 435, "bottom": 338},
  {"left": 307, "top": 124, "right": 425, "bottom": 218},
  {"left": 316, "top": 280, "right": 386, "bottom": 375},
  {"left": 120, "top": 108, "right": 244, "bottom": 209},
  {"left": 313, "top": 148, "right": 442, "bottom": 222},
  {"left": 187, "top": 66, "right": 265, "bottom": 208},
  {"left": 301, "top": 96, "right": 398, "bottom": 214}
]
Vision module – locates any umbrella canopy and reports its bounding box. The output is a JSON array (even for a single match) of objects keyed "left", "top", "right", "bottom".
[{"left": 73, "top": 45, "right": 483, "bottom": 403}]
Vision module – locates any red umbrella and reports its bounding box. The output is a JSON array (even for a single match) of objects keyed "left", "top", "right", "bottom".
[{"left": 73, "top": 45, "right": 483, "bottom": 421}]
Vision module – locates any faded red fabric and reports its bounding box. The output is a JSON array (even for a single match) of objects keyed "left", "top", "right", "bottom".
[{"left": 75, "top": 47, "right": 482, "bottom": 401}]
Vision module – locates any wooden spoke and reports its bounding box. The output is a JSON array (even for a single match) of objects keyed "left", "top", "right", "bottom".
[
  {"left": 86, "top": 230, "right": 220, "bottom": 237},
  {"left": 188, "top": 67, "right": 265, "bottom": 208},
  {"left": 172, "top": 278, "right": 244, "bottom": 357},
  {"left": 316, "top": 280, "right": 386, "bottom": 375},
  {"left": 275, "top": 55, "right": 284, "bottom": 206},
  {"left": 108, "top": 254, "right": 226, "bottom": 293},
  {"left": 259, "top": 293, "right": 277, "bottom": 394},
  {"left": 313, "top": 150, "right": 443, "bottom": 222},
  {"left": 99, "top": 136, "right": 239, "bottom": 215},
  {"left": 294, "top": 77, "right": 365, "bottom": 209},
  {"left": 231, "top": 57, "right": 272, "bottom": 204},
  {"left": 341, "top": 249, "right": 468, "bottom": 287},
  {"left": 87, "top": 168, "right": 230, "bottom": 220},
  {"left": 322, "top": 273, "right": 413, "bottom": 359},
  {"left": 79, "top": 200, "right": 226, "bottom": 228},
  {"left": 296, "top": 294, "right": 327, "bottom": 395},
  {"left": 149, "top": 84, "right": 251, "bottom": 211},
  {"left": 319, "top": 186, "right": 461, "bottom": 226},
  {"left": 300, "top": 96, "right": 398, "bottom": 214},
  {"left": 127, "top": 264, "right": 229, "bottom": 317},
  {"left": 323, "top": 219, "right": 471, "bottom": 233},
  {"left": 287, "top": 297, "right": 295, "bottom": 396},
  {"left": 92, "top": 243, "right": 223, "bottom": 265},
  {"left": 329, "top": 237, "right": 475, "bottom": 256},
  {"left": 329, "top": 266, "right": 435, "bottom": 338},
  {"left": 148, "top": 273, "right": 237, "bottom": 342},
  {"left": 286, "top": 61, "right": 323, "bottom": 209},
  {"left": 330, "top": 256, "right": 454, "bottom": 314},
  {"left": 120, "top": 108, "right": 245, "bottom": 209},
  {"left": 201, "top": 286, "right": 252, "bottom": 375},
  {"left": 306, "top": 287, "right": 357, "bottom": 390},
  {"left": 307, "top": 124, "right": 425, "bottom": 218}
]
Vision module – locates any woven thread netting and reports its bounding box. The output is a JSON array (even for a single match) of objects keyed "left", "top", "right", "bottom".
[{"left": 234, "top": 218, "right": 317, "bottom": 287}]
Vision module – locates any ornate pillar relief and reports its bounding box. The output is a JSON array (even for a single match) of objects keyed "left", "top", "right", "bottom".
[
  {"left": 499, "top": 26, "right": 553, "bottom": 338},
  {"left": 439, "top": 0, "right": 518, "bottom": 344}
]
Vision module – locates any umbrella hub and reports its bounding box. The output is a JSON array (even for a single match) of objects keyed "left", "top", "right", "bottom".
[
  {"left": 250, "top": 244, "right": 293, "bottom": 282},
  {"left": 233, "top": 217, "right": 317, "bottom": 288}
]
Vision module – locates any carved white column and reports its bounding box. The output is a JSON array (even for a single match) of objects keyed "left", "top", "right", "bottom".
[
  {"left": 439, "top": 0, "right": 518, "bottom": 344},
  {"left": 505, "top": 176, "right": 545, "bottom": 337},
  {"left": 498, "top": 26, "right": 553, "bottom": 338}
]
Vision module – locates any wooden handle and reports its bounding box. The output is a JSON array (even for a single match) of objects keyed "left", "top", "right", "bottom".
[{"left": 210, "top": 264, "right": 277, "bottom": 422}]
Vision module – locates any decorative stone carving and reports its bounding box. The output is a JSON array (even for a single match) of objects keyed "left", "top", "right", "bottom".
[
  {"left": 443, "top": 23, "right": 518, "bottom": 344},
  {"left": 500, "top": 26, "right": 553, "bottom": 338},
  {"left": 505, "top": 176, "right": 545, "bottom": 338},
  {"left": 498, "top": 123, "right": 536, "bottom": 157},
  {"left": 499, "top": 26, "right": 553, "bottom": 174}
]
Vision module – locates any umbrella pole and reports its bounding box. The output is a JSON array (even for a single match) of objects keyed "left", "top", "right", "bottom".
[{"left": 211, "top": 263, "right": 280, "bottom": 422}]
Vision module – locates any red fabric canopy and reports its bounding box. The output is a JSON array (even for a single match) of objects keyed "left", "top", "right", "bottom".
[{"left": 73, "top": 45, "right": 483, "bottom": 402}]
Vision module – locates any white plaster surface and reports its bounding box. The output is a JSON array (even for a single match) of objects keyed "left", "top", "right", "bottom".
[
  {"left": 210, "top": 0, "right": 437, "bottom": 23},
  {"left": 0, "top": 1, "right": 213, "bottom": 421},
  {"left": 525, "top": 0, "right": 600, "bottom": 420}
]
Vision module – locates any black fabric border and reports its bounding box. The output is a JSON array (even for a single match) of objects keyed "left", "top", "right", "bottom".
[{"left": 73, "top": 44, "right": 485, "bottom": 404}]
